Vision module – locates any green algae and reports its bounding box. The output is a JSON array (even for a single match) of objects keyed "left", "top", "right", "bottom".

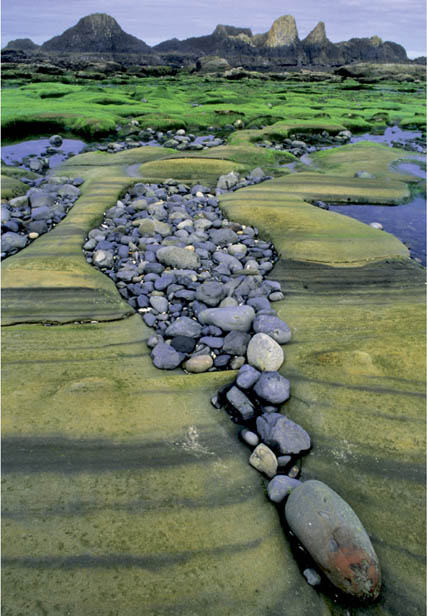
[
  {"left": 1, "top": 76, "right": 425, "bottom": 140},
  {"left": 1, "top": 174, "right": 28, "bottom": 199},
  {"left": 1, "top": 129, "right": 425, "bottom": 615}
]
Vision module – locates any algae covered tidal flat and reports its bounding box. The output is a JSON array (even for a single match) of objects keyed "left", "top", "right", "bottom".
[{"left": 1, "top": 67, "right": 426, "bottom": 616}]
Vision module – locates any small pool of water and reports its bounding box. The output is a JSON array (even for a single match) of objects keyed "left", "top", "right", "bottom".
[
  {"left": 329, "top": 197, "right": 426, "bottom": 266},
  {"left": 350, "top": 126, "right": 425, "bottom": 152},
  {"left": 1, "top": 138, "right": 86, "bottom": 169}
]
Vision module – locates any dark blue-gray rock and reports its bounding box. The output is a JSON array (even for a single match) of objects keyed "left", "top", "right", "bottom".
[
  {"left": 213, "top": 251, "right": 242, "bottom": 273},
  {"left": 49, "top": 134, "right": 63, "bottom": 146},
  {"left": 266, "top": 475, "right": 301, "bottom": 503},
  {"left": 1, "top": 206, "right": 11, "bottom": 224},
  {"left": 303, "top": 569, "right": 321, "bottom": 587},
  {"left": 199, "top": 336, "right": 224, "bottom": 349},
  {"left": 240, "top": 428, "right": 259, "bottom": 447},
  {"left": 285, "top": 480, "right": 381, "bottom": 601},
  {"left": 253, "top": 314, "right": 292, "bottom": 344},
  {"left": 57, "top": 184, "right": 80, "bottom": 199},
  {"left": 151, "top": 342, "right": 182, "bottom": 370},
  {"left": 170, "top": 336, "right": 196, "bottom": 353},
  {"left": 256, "top": 412, "right": 310, "bottom": 455},
  {"left": 222, "top": 330, "right": 251, "bottom": 356},
  {"left": 1, "top": 232, "right": 27, "bottom": 252},
  {"left": 31, "top": 206, "right": 51, "bottom": 220},
  {"left": 247, "top": 333, "right": 284, "bottom": 371},
  {"left": 150, "top": 296, "right": 168, "bottom": 313},
  {"left": 247, "top": 297, "right": 271, "bottom": 312},
  {"left": 195, "top": 280, "right": 226, "bottom": 307},
  {"left": 253, "top": 371, "right": 290, "bottom": 404},
  {"left": 226, "top": 386, "right": 255, "bottom": 421},
  {"left": 236, "top": 364, "right": 260, "bottom": 390},
  {"left": 156, "top": 246, "right": 200, "bottom": 269},
  {"left": 209, "top": 227, "right": 239, "bottom": 246},
  {"left": 165, "top": 316, "right": 202, "bottom": 338},
  {"left": 147, "top": 334, "right": 163, "bottom": 348},
  {"left": 198, "top": 305, "right": 255, "bottom": 332},
  {"left": 277, "top": 455, "right": 292, "bottom": 467},
  {"left": 28, "top": 189, "right": 54, "bottom": 208}
]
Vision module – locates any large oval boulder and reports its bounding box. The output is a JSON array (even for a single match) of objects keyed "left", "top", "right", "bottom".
[
  {"left": 285, "top": 480, "right": 381, "bottom": 601},
  {"left": 156, "top": 246, "right": 200, "bottom": 269},
  {"left": 198, "top": 305, "right": 255, "bottom": 332}
]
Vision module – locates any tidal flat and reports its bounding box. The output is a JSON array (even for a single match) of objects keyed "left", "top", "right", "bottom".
[{"left": 1, "top": 70, "right": 426, "bottom": 616}]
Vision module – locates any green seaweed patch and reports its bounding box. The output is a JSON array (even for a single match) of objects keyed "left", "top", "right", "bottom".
[
  {"left": 1, "top": 175, "right": 29, "bottom": 199},
  {"left": 139, "top": 157, "right": 240, "bottom": 186}
]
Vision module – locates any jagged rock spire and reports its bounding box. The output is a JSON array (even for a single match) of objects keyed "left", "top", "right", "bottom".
[
  {"left": 265, "top": 15, "right": 299, "bottom": 47},
  {"left": 304, "top": 22, "right": 328, "bottom": 45}
]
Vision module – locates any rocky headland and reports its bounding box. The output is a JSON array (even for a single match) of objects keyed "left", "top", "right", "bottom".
[{"left": 2, "top": 12, "right": 425, "bottom": 75}]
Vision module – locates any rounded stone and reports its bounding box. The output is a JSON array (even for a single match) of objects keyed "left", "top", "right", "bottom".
[
  {"left": 266, "top": 475, "right": 301, "bottom": 503},
  {"left": 253, "top": 314, "right": 292, "bottom": 344},
  {"left": 28, "top": 232, "right": 40, "bottom": 240},
  {"left": 236, "top": 364, "right": 261, "bottom": 390},
  {"left": 240, "top": 428, "right": 259, "bottom": 447},
  {"left": 256, "top": 412, "right": 310, "bottom": 455},
  {"left": 285, "top": 480, "right": 381, "bottom": 601},
  {"left": 49, "top": 134, "right": 63, "bottom": 147},
  {"left": 198, "top": 305, "right": 255, "bottom": 332},
  {"left": 183, "top": 355, "right": 213, "bottom": 373},
  {"left": 247, "top": 333, "right": 284, "bottom": 371},
  {"left": 195, "top": 280, "right": 226, "bottom": 307},
  {"left": 93, "top": 249, "right": 114, "bottom": 268},
  {"left": 157, "top": 246, "right": 200, "bottom": 269},
  {"left": 165, "top": 316, "right": 202, "bottom": 338},
  {"left": 150, "top": 296, "right": 168, "bottom": 313},
  {"left": 151, "top": 342, "right": 182, "bottom": 370},
  {"left": 249, "top": 444, "right": 277, "bottom": 478},
  {"left": 253, "top": 371, "right": 290, "bottom": 404},
  {"left": 170, "top": 336, "right": 196, "bottom": 353}
]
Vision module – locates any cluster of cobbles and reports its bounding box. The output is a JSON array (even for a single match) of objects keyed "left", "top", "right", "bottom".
[
  {"left": 257, "top": 130, "right": 352, "bottom": 157},
  {"left": 88, "top": 127, "right": 225, "bottom": 154},
  {"left": 83, "top": 169, "right": 327, "bottom": 581},
  {"left": 84, "top": 168, "right": 383, "bottom": 598},
  {"left": 1, "top": 175, "right": 82, "bottom": 259}
]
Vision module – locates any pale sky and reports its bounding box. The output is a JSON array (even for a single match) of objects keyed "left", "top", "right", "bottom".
[{"left": 1, "top": 0, "right": 426, "bottom": 58}]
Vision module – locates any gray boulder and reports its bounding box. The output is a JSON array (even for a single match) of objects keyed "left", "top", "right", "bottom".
[
  {"left": 165, "top": 316, "right": 202, "bottom": 338},
  {"left": 253, "top": 314, "right": 292, "bottom": 344},
  {"left": 157, "top": 246, "right": 200, "bottom": 269},
  {"left": 195, "top": 280, "right": 226, "bottom": 307},
  {"left": 199, "top": 305, "right": 255, "bottom": 332},
  {"left": 2, "top": 232, "right": 27, "bottom": 252},
  {"left": 253, "top": 371, "right": 290, "bottom": 404},
  {"left": 151, "top": 342, "right": 182, "bottom": 370},
  {"left": 256, "top": 412, "right": 310, "bottom": 455}
]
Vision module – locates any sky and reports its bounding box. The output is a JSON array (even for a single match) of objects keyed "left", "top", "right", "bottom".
[{"left": 1, "top": 0, "right": 426, "bottom": 58}]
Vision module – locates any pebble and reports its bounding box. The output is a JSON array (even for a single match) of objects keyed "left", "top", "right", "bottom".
[
  {"left": 247, "top": 333, "right": 284, "bottom": 371},
  {"left": 249, "top": 443, "right": 278, "bottom": 478},
  {"left": 267, "top": 475, "right": 301, "bottom": 503},
  {"left": 253, "top": 371, "right": 290, "bottom": 404},
  {"left": 226, "top": 386, "right": 256, "bottom": 421},
  {"left": 303, "top": 569, "right": 321, "bottom": 587},
  {"left": 183, "top": 355, "right": 213, "bottom": 373},
  {"left": 253, "top": 314, "right": 292, "bottom": 344},
  {"left": 240, "top": 428, "right": 259, "bottom": 447},
  {"left": 151, "top": 342, "right": 182, "bottom": 370},
  {"left": 236, "top": 364, "right": 261, "bottom": 389}
]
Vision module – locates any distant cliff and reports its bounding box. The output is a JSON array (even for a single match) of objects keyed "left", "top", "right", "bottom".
[{"left": 2, "top": 12, "right": 410, "bottom": 70}]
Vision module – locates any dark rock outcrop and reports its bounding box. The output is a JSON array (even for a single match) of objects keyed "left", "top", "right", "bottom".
[
  {"left": 41, "top": 13, "right": 152, "bottom": 53},
  {"left": 3, "top": 38, "right": 39, "bottom": 51}
]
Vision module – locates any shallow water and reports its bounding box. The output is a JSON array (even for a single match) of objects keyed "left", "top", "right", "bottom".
[
  {"left": 350, "top": 126, "right": 425, "bottom": 151},
  {"left": 329, "top": 196, "right": 426, "bottom": 266},
  {"left": 1, "top": 138, "right": 86, "bottom": 169}
]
